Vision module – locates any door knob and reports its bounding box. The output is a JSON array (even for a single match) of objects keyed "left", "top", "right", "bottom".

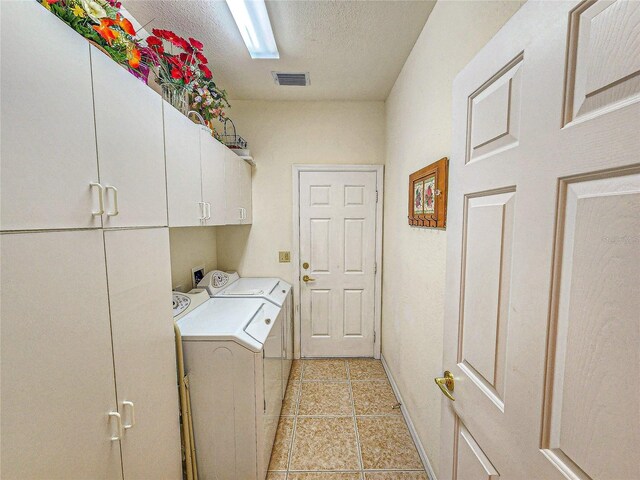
[
  {"left": 434, "top": 371, "right": 455, "bottom": 401},
  {"left": 302, "top": 275, "right": 316, "bottom": 283}
]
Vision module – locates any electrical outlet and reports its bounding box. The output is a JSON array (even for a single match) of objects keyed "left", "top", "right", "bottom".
[{"left": 279, "top": 251, "right": 291, "bottom": 263}]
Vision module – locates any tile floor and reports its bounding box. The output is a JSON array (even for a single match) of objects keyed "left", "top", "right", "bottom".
[{"left": 268, "top": 358, "right": 428, "bottom": 480}]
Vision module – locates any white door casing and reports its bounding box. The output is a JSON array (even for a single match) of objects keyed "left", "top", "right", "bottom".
[
  {"left": 441, "top": 2, "right": 639, "bottom": 480},
  {"left": 103, "top": 228, "right": 182, "bottom": 479},
  {"left": 0, "top": 231, "right": 122, "bottom": 480},
  {"left": 0, "top": 1, "right": 101, "bottom": 231},
  {"left": 296, "top": 167, "right": 382, "bottom": 358}
]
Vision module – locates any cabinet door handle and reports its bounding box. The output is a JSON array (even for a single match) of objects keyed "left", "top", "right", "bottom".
[
  {"left": 198, "top": 201, "right": 206, "bottom": 221},
  {"left": 105, "top": 186, "right": 119, "bottom": 216},
  {"left": 109, "top": 411, "right": 123, "bottom": 441},
  {"left": 90, "top": 182, "right": 104, "bottom": 216},
  {"left": 206, "top": 202, "right": 211, "bottom": 220},
  {"left": 122, "top": 401, "right": 135, "bottom": 429}
]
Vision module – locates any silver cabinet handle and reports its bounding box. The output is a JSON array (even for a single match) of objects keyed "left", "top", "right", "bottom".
[
  {"left": 105, "top": 186, "right": 119, "bottom": 216},
  {"left": 122, "top": 401, "right": 135, "bottom": 429},
  {"left": 238, "top": 207, "right": 243, "bottom": 221},
  {"left": 90, "top": 182, "right": 104, "bottom": 216},
  {"left": 109, "top": 411, "right": 123, "bottom": 441},
  {"left": 198, "top": 201, "right": 206, "bottom": 221},
  {"left": 205, "top": 202, "right": 211, "bottom": 220}
]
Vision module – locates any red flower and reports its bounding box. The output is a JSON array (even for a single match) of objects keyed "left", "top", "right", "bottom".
[
  {"left": 200, "top": 65, "right": 212, "bottom": 79},
  {"left": 195, "top": 51, "right": 208, "bottom": 64},
  {"left": 189, "top": 37, "right": 204, "bottom": 51},
  {"left": 171, "top": 67, "right": 182, "bottom": 80},
  {"left": 147, "top": 35, "right": 162, "bottom": 47}
]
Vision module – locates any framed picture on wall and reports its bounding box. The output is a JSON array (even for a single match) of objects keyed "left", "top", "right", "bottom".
[{"left": 408, "top": 157, "right": 448, "bottom": 228}]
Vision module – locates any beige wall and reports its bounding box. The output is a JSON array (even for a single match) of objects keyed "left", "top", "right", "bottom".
[
  {"left": 216, "top": 101, "right": 385, "bottom": 282},
  {"left": 169, "top": 227, "right": 218, "bottom": 291},
  {"left": 381, "top": 1, "right": 523, "bottom": 476}
]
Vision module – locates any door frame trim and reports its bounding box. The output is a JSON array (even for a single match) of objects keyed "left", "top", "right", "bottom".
[{"left": 292, "top": 164, "right": 384, "bottom": 359}]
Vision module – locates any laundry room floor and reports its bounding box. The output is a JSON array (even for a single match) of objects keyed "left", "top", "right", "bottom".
[{"left": 268, "top": 358, "right": 428, "bottom": 480}]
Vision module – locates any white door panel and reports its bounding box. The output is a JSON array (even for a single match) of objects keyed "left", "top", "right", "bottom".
[
  {"left": 91, "top": 46, "right": 167, "bottom": 228},
  {"left": 0, "top": 231, "right": 121, "bottom": 480},
  {"left": 441, "top": 1, "right": 640, "bottom": 479},
  {"left": 224, "top": 150, "right": 243, "bottom": 224},
  {"left": 299, "top": 171, "right": 377, "bottom": 357},
  {"left": 0, "top": 2, "right": 101, "bottom": 231},
  {"left": 201, "top": 131, "right": 227, "bottom": 225},
  {"left": 104, "top": 228, "right": 182, "bottom": 479},
  {"left": 164, "top": 101, "right": 203, "bottom": 227}
]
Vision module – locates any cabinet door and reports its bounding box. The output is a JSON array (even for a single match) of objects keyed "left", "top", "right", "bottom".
[
  {"left": 239, "top": 159, "right": 253, "bottom": 224},
  {"left": 200, "top": 130, "right": 226, "bottom": 225},
  {"left": 91, "top": 47, "right": 167, "bottom": 228},
  {"left": 1, "top": 2, "right": 101, "bottom": 231},
  {"left": 104, "top": 228, "right": 182, "bottom": 480},
  {"left": 224, "top": 150, "right": 242, "bottom": 224},
  {"left": 0, "top": 230, "right": 121, "bottom": 480},
  {"left": 164, "top": 102, "right": 203, "bottom": 227}
]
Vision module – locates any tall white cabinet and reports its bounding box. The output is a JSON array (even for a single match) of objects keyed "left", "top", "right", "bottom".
[{"left": 224, "top": 150, "right": 253, "bottom": 224}]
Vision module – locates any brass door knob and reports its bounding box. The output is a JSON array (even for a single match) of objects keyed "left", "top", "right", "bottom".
[
  {"left": 434, "top": 371, "right": 455, "bottom": 401},
  {"left": 302, "top": 275, "right": 316, "bottom": 283}
]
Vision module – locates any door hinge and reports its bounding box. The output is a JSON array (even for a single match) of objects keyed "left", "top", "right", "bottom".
[
  {"left": 264, "top": 399, "right": 266, "bottom": 413},
  {"left": 376, "top": 190, "right": 379, "bottom": 203},
  {"left": 374, "top": 331, "right": 376, "bottom": 343},
  {"left": 374, "top": 262, "right": 377, "bottom": 274}
]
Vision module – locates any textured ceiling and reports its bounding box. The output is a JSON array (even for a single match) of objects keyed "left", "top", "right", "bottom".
[{"left": 125, "top": 0, "right": 436, "bottom": 101}]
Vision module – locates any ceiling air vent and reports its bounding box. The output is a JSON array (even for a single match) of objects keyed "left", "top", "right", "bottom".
[{"left": 272, "top": 72, "right": 310, "bottom": 87}]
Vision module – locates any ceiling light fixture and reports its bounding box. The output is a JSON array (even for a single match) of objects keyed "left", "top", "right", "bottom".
[{"left": 226, "top": 0, "right": 279, "bottom": 59}]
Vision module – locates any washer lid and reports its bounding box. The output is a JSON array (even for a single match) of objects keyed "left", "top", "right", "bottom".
[
  {"left": 215, "top": 277, "right": 291, "bottom": 306},
  {"left": 176, "top": 297, "right": 280, "bottom": 352}
]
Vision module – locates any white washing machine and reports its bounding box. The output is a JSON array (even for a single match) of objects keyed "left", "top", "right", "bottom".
[
  {"left": 175, "top": 293, "right": 284, "bottom": 480},
  {"left": 198, "top": 270, "right": 294, "bottom": 396}
]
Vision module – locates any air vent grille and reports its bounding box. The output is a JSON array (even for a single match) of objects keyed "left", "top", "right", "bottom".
[{"left": 272, "top": 72, "right": 310, "bottom": 87}]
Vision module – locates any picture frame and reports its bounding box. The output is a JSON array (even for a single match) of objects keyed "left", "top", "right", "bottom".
[{"left": 408, "top": 157, "right": 448, "bottom": 228}]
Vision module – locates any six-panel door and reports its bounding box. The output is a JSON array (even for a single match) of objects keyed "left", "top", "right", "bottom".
[
  {"left": 0, "top": 1, "right": 102, "bottom": 231},
  {"left": 0, "top": 231, "right": 122, "bottom": 480},
  {"left": 104, "top": 228, "right": 182, "bottom": 479},
  {"left": 91, "top": 46, "right": 168, "bottom": 228},
  {"left": 299, "top": 170, "right": 377, "bottom": 357},
  {"left": 441, "top": 1, "right": 640, "bottom": 478}
]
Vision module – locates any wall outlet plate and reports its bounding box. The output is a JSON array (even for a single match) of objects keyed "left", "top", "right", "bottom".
[
  {"left": 191, "top": 265, "right": 205, "bottom": 288},
  {"left": 279, "top": 251, "right": 291, "bottom": 263}
]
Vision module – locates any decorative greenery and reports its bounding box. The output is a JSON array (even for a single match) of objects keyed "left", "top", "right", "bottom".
[{"left": 39, "top": 0, "right": 154, "bottom": 82}]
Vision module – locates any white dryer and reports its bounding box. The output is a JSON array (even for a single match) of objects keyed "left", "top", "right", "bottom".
[
  {"left": 176, "top": 296, "right": 284, "bottom": 480},
  {"left": 198, "top": 270, "right": 294, "bottom": 395}
]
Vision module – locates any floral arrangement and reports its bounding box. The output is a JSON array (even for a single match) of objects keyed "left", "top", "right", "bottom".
[
  {"left": 39, "top": 0, "right": 154, "bottom": 82},
  {"left": 145, "top": 29, "right": 229, "bottom": 124}
]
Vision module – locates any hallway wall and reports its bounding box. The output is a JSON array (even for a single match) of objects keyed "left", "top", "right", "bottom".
[{"left": 381, "top": 1, "right": 524, "bottom": 476}]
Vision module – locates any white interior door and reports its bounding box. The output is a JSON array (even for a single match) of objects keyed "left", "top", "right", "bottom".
[
  {"left": 0, "top": 230, "right": 122, "bottom": 480},
  {"left": 164, "top": 101, "right": 203, "bottom": 227},
  {"left": 91, "top": 46, "right": 167, "bottom": 228},
  {"left": 441, "top": 2, "right": 640, "bottom": 479},
  {"left": 104, "top": 228, "right": 182, "bottom": 480},
  {"left": 0, "top": 1, "right": 101, "bottom": 231},
  {"left": 201, "top": 130, "right": 227, "bottom": 225},
  {"left": 299, "top": 170, "right": 378, "bottom": 357}
]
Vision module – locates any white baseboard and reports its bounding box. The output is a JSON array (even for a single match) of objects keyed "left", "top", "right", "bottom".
[{"left": 381, "top": 354, "right": 438, "bottom": 480}]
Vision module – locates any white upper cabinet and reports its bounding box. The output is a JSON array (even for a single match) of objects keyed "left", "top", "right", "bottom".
[
  {"left": 224, "top": 151, "right": 253, "bottom": 225},
  {"left": 1, "top": 2, "right": 101, "bottom": 231},
  {"left": 200, "top": 130, "right": 227, "bottom": 226},
  {"left": 104, "top": 228, "right": 182, "bottom": 480},
  {"left": 91, "top": 46, "right": 167, "bottom": 228},
  {"left": 164, "top": 102, "right": 203, "bottom": 227},
  {"left": 0, "top": 230, "right": 122, "bottom": 480}
]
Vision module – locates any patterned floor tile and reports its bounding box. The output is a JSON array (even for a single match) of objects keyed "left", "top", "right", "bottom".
[
  {"left": 282, "top": 382, "right": 300, "bottom": 415},
  {"left": 357, "top": 416, "right": 423, "bottom": 470},
  {"left": 290, "top": 417, "right": 360, "bottom": 470},
  {"left": 298, "top": 382, "right": 352, "bottom": 416},
  {"left": 303, "top": 359, "right": 348, "bottom": 381},
  {"left": 351, "top": 381, "right": 400, "bottom": 416},
  {"left": 364, "top": 473, "right": 427, "bottom": 480},
  {"left": 269, "top": 417, "right": 295, "bottom": 471},
  {"left": 348, "top": 359, "right": 387, "bottom": 380},
  {"left": 288, "top": 473, "right": 361, "bottom": 480}
]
